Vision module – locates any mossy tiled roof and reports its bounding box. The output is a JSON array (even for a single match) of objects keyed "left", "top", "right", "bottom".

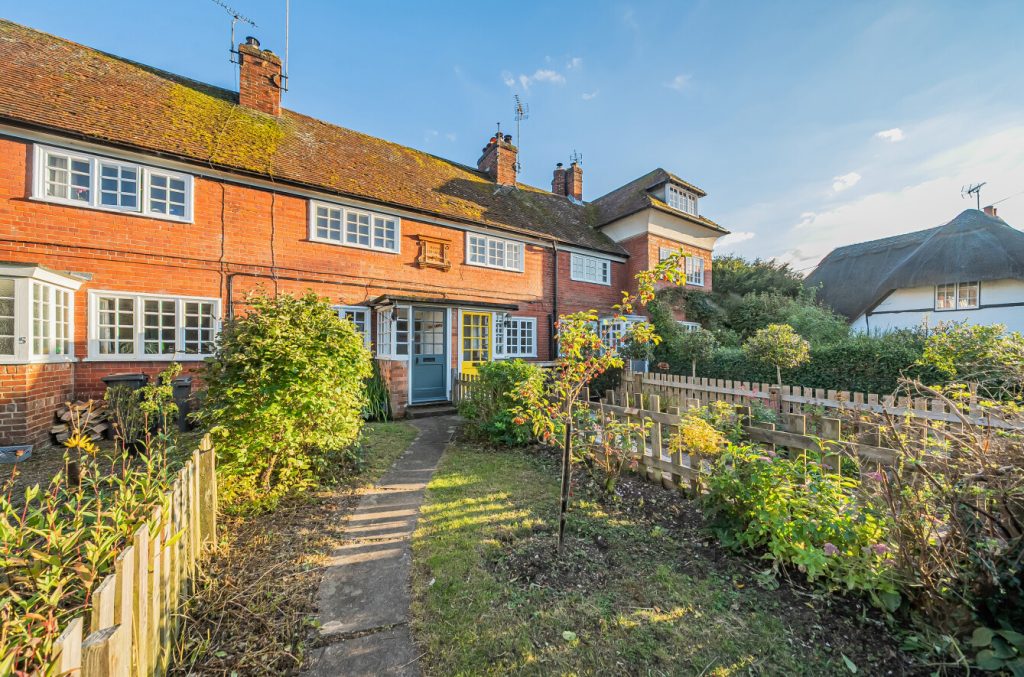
[{"left": 0, "top": 19, "right": 625, "bottom": 254}]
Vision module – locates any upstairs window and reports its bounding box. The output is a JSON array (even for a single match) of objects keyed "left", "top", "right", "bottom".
[
  {"left": 0, "top": 265, "right": 81, "bottom": 363},
  {"left": 89, "top": 292, "right": 220, "bottom": 360},
  {"left": 466, "top": 234, "right": 524, "bottom": 272},
  {"left": 570, "top": 253, "right": 611, "bottom": 285},
  {"left": 678, "top": 321, "right": 701, "bottom": 332},
  {"left": 311, "top": 202, "right": 399, "bottom": 253},
  {"left": 666, "top": 184, "right": 698, "bottom": 216},
  {"left": 936, "top": 281, "right": 979, "bottom": 311},
  {"left": 34, "top": 145, "right": 193, "bottom": 222}
]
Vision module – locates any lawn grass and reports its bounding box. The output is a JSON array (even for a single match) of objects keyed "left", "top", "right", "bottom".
[
  {"left": 411, "top": 442, "right": 908, "bottom": 676},
  {"left": 171, "top": 420, "right": 418, "bottom": 675}
]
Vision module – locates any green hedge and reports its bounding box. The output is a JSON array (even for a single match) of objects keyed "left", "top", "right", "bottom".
[{"left": 681, "top": 331, "right": 943, "bottom": 394}]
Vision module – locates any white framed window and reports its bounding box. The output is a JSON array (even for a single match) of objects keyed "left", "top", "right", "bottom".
[
  {"left": 375, "top": 306, "right": 411, "bottom": 358},
  {"left": 466, "top": 233, "right": 524, "bottom": 272},
  {"left": 666, "top": 184, "right": 698, "bottom": 216},
  {"left": 0, "top": 265, "right": 81, "bottom": 364},
  {"left": 935, "top": 281, "right": 979, "bottom": 311},
  {"left": 88, "top": 291, "right": 220, "bottom": 360},
  {"left": 685, "top": 256, "right": 705, "bottom": 287},
  {"left": 598, "top": 315, "right": 644, "bottom": 351},
  {"left": 678, "top": 321, "right": 701, "bottom": 332},
  {"left": 33, "top": 144, "right": 193, "bottom": 222},
  {"left": 495, "top": 315, "right": 537, "bottom": 358},
  {"left": 570, "top": 253, "right": 611, "bottom": 285},
  {"left": 337, "top": 306, "right": 371, "bottom": 348},
  {"left": 310, "top": 201, "right": 399, "bottom": 253}
]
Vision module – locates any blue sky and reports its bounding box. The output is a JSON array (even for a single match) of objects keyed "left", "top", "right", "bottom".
[{"left": 7, "top": 1, "right": 1023, "bottom": 270}]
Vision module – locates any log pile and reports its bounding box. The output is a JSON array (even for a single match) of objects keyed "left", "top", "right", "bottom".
[{"left": 51, "top": 400, "right": 110, "bottom": 445}]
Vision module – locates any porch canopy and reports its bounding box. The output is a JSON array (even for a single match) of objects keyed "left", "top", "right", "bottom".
[{"left": 367, "top": 294, "right": 519, "bottom": 311}]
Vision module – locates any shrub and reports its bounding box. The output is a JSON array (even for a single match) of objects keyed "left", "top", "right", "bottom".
[
  {"left": 458, "top": 359, "right": 544, "bottom": 446},
  {"left": 363, "top": 360, "right": 392, "bottom": 421},
  {"left": 918, "top": 322, "right": 1024, "bottom": 398},
  {"left": 783, "top": 303, "right": 849, "bottom": 346},
  {"left": 197, "top": 291, "right": 371, "bottom": 503},
  {"left": 105, "top": 364, "right": 182, "bottom": 450},
  {"left": 742, "top": 324, "right": 810, "bottom": 385},
  {"left": 0, "top": 410, "right": 175, "bottom": 674},
  {"left": 702, "top": 444, "right": 898, "bottom": 608}
]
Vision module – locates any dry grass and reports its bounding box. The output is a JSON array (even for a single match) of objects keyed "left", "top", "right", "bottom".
[{"left": 170, "top": 421, "right": 417, "bottom": 676}]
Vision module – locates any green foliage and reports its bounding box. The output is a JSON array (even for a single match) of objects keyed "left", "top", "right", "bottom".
[
  {"left": 712, "top": 255, "right": 806, "bottom": 298},
  {"left": 919, "top": 322, "right": 1024, "bottom": 398},
  {"left": 0, "top": 418, "right": 175, "bottom": 674},
  {"left": 784, "top": 303, "right": 850, "bottom": 347},
  {"left": 725, "top": 292, "right": 795, "bottom": 339},
  {"left": 197, "top": 291, "right": 372, "bottom": 503},
  {"left": 459, "top": 360, "right": 545, "bottom": 446},
  {"left": 105, "top": 364, "right": 182, "bottom": 449},
  {"left": 970, "top": 627, "right": 1024, "bottom": 673},
  {"left": 363, "top": 359, "right": 392, "bottom": 422},
  {"left": 702, "top": 444, "right": 898, "bottom": 607},
  {"left": 743, "top": 324, "right": 811, "bottom": 384}
]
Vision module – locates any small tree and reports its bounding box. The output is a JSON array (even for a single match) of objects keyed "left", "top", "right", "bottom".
[
  {"left": 677, "top": 327, "right": 719, "bottom": 377},
  {"left": 742, "top": 323, "right": 810, "bottom": 385},
  {"left": 198, "top": 291, "right": 372, "bottom": 497},
  {"left": 512, "top": 252, "right": 685, "bottom": 552}
]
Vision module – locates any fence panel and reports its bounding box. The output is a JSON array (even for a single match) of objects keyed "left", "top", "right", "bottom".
[{"left": 52, "top": 435, "right": 217, "bottom": 677}]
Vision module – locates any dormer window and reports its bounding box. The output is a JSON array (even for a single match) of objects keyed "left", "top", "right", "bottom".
[{"left": 666, "top": 184, "right": 698, "bottom": 216}]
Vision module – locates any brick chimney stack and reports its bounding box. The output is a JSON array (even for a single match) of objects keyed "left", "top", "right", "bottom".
[
  {"left": 238, "top": 37, "right": 283, "bottom": 116},
  {"left": 984, "top": 205, "right": 999, "bottom": 218},
  {"left": 551, "top": 163, "right": 567, "bottom": 195},
  {"left": 477, "top": 131, "right": 518, "bottom": 185},
  {"left": 565, "top": 160, "right": 583, "bottom": 201}
]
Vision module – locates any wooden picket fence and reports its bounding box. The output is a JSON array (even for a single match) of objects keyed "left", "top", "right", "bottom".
[
  {"left": 51, "top": 435, "right": 218, "bottom": 677},
  {"left": 588, "top": 388, "right": 899, "bottom": 493},
  {"left": 451, "top": 372, "right": 480, "bottom": 407},
  {"left": 621, "top": 372, "right": 1018, "bottom": 430}
]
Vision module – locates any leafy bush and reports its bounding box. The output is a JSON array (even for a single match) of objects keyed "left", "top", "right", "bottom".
[
  {"left": 712, "top": 255, "right": 806, "bottom": 298},
  {"left": 363, "top": 360, "right": 392, "bottom": 421},
  {"left": 703, "top": 445, "right": 898, "bottom": 608},
  {"left": 459, "top": 359, "right": 545, "bottom": 446},
  {"left": 783, "top": 303, "right": 849, "bottom": 347},
  {"left": 743, "top": 324, "right": 810, "bottom": 385},
  {"left": 0, "top": 413, "right": 175, "bottom": 674},
  {"left": 918, "top": 322, "right": 1024, "bottom": 398},
  {"left": 197, "top": 291, "right": 371, "bottom": 504}
]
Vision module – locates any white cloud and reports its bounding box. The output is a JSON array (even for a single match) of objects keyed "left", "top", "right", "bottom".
[
  {"left": 875, "top": 127, "right": 905, "bottom": 143},
  {"left": 566, "top": 57, "right": 583, "bottom": 70},
  {"left": 665, "top": 74, "right": 691, "bottom": 91},
  {"left": 831, "top": 171, "right": 862, "bottom": 193},
  {"left": 503, "top": 67, "right": 566, "bottom": 91},
  {"left": 582, "top": 90, "right": 599, "bottom": 101},
  {"left": 445, "top": 132, "right": 457, "bottom": 142},
  {"left": 714, "top": 231, "right": 756, "bottom": 251}
]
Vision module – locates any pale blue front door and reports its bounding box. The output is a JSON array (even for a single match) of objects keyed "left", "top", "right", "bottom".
[{"left": 411, "top": 307, "right": 447, "bottom": 403}]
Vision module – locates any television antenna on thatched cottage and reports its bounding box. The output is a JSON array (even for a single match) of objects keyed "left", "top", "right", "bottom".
[{"left": 962, "top": 182, "right": 987, "bottom": 210}]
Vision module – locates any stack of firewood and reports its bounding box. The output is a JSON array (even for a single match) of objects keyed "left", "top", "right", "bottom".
[{"left": 51, "top": 400, "right": 110, "bottom": 445}]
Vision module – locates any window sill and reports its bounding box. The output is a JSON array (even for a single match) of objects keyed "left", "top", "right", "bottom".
[
  {"left": 29, "top": 195, "right": 194, "bottom": 224},
  {"left": 465, "top": 260, "right": 524, "bottom": 274},
  {"left": 83, "top": 355, "right": 211, "bottom": 362},
  {"left": 308, "top": 235, "right": 400, "bottom": 255},
  {"left": 569, "top": 276, "right": 612, "bottom": 286},
  {"left": 0, "top": 355, "right": 76, "bottom": 365},
  {"left": 375, "top": 355, "right": 410, "bottom": 361}
]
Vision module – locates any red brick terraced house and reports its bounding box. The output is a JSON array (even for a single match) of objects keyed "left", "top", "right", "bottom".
[{"left": 0, "top": 20, "right": 728, "bottom": 447}]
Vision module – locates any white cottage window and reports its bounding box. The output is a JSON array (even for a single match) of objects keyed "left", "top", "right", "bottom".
[
  {"left": 0, "top": 264, "right": 82, "bottom": 364},
  {"left": 935, "top": 281, "right": 979, "bottom": 311}
]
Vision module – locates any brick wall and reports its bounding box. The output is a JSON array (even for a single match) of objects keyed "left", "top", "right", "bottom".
[
  {"left": 377, "top": 359, "right": 409, "bottom": 418},
  {"left": 0, "top": 362, "right": 74, "bottom": 446},
  {"left": 618, "top": 232, "right": 713, "bottom": 318},
  {"left": 0, "top": 134, "right": 632, "bottom": 430}
]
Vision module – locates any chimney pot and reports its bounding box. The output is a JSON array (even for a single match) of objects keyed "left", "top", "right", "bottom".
[
  {"left": 246, "top": 36, "right": 260, "bottom": 47},
  {"left": 984, "top": 205, "right": 999, "bottom": 218},
  {"left": 477, "top": 130, "right": 517, "bottom": 185}
]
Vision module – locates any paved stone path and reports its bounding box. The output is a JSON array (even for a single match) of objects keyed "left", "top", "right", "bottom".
[{"left": 304, "top": 416, "right": 456, "bottom": 677}]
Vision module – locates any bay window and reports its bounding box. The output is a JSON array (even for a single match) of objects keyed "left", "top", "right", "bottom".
[
  {"left": 0, "top": 264, "right": 81, "bottom": 363},
  {"left": 89, "top": 292, "right": 220, "bottom": 359}
]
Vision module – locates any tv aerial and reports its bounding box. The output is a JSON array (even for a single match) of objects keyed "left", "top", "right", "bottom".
[
  {"left": 513, "top": 94, "right": 529, "bottom": 172},
  {"left": 962, "top": 182, "right": 986, "bottom": 210}
]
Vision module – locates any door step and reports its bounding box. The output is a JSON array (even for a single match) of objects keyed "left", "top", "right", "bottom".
[{"left": 405, "top": 402, "right": 457, "bottom": 419}]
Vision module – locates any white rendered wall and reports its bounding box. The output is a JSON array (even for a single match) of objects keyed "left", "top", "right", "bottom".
[{"left": 852, "top": 278, "right": 1024, "bottom": 334}]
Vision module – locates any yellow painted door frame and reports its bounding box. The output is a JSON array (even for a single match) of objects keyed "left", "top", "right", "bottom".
[{"left": 460, "top": 310, "right": 492, "bottom": 375}]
